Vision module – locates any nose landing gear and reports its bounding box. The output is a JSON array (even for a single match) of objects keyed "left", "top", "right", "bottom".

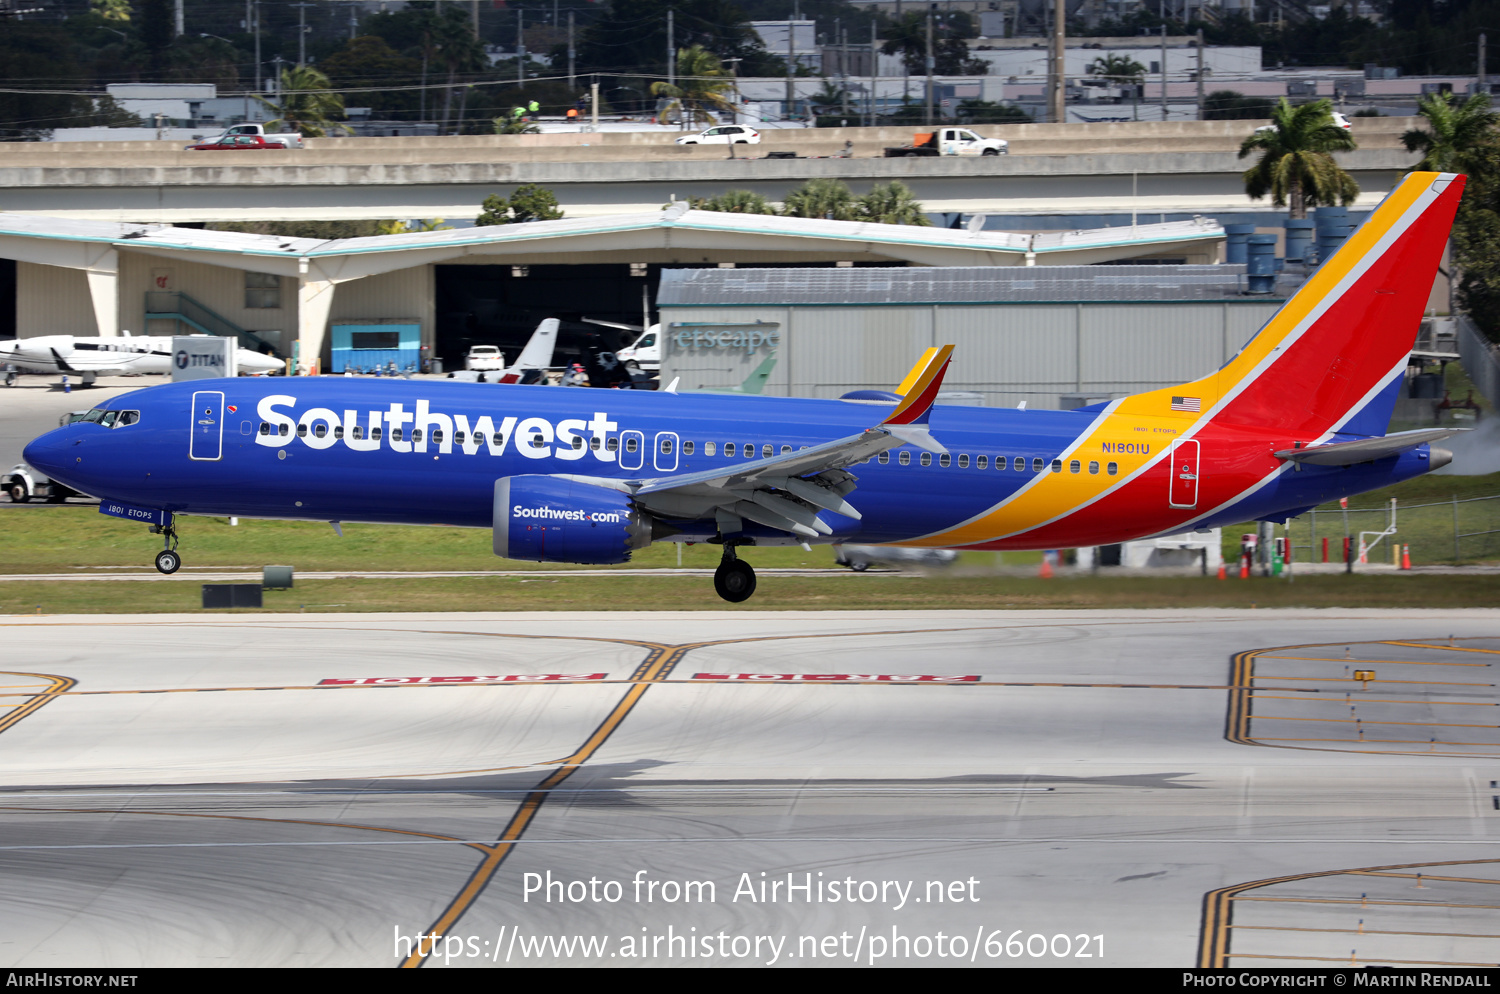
[
  {"left": 713, "top": 542, "right": 756, "bottom": 603},
  {"left": 151, "top": 521, "right": 181, "bottom": 574}
]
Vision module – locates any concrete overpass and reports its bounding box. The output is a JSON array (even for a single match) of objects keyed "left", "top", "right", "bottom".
[{"left": 0, "top": 119, "right": 1421, "bottom": 223}]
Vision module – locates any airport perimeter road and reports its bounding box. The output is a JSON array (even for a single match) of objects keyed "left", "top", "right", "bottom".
[{"left": 0, "top": 609, "right": 1496, "bottom": 969}]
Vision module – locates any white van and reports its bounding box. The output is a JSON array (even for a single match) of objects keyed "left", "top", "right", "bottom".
[{"left": 615, "top": 325, "right": 661, "bottom": 371}]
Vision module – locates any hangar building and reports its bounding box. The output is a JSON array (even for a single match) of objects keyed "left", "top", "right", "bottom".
[
  {"left": 656, "top": 265, "right": 1297, "bottom": 409},
  {"left": 0, "top": 207, "right": 1223, "bottom": 375}
]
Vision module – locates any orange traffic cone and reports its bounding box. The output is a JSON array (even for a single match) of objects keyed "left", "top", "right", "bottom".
[
  {"left": 1216, "top": 562, "right": 1227, "bottom": 580},
  {"left": 1401, "top": 544, "right": 1411, "bottom": 570},
  {"left": 1238, "top": 555, "right": 1249, "bottom": 579},
  {"left": 1039, "top": 553, "right": 1054, "bottom": 579}
]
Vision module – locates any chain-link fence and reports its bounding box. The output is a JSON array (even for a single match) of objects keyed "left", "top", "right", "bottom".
[{"left": 1267, "top": 494, "right": 1500, "bottom": 566}]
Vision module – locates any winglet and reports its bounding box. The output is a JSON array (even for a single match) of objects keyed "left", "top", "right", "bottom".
[
  {"left": 895, "top": 347, "right": 940, "bottom": 396},
  {"left": 882, "top": 345, "right": 953, "bottom": 426}
]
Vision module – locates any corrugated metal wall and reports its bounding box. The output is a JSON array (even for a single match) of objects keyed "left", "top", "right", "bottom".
[
  {"left": 16, "top": 262, "right": 95, "bottom": 337},
  {"left": 661, "top": 299, "right": 1283, "bottom": 408}
]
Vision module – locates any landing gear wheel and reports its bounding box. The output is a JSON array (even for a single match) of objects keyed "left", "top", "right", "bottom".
[
  {"left": 8, "top": 483, "right": 28, "bottom": 503},
  {"left": 848, "top": 559, "right": 870, "bottom": 572},
  {"left": 713, "top": 559, "right": 756, "bottom": 603},
  {"left": 155, "top": 549, "right": 181, "bottom": 575}
]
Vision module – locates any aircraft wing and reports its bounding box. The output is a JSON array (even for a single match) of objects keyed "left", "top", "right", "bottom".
[
  {"left": 557, "top": 346, "right": 954, "bottom": 539},
  {"left": 1274, "top": 428, "right": 1467, "bottom": 466}
]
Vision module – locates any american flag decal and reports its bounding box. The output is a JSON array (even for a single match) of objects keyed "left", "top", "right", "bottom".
[{"left": 1170, "top": 396, "right": 1201, "bottom": 412}]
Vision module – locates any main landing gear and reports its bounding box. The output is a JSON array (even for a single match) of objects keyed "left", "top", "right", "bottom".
[
  {"left": 713, "top": 542, "right": 756, "bottom": 603},
  {"left": 151, "top": 521, "right": 181, "bottom": 574}
]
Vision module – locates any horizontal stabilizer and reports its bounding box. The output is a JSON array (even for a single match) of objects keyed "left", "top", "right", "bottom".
[{"left": 1275, "top": 428, "right": 1467, "bottom": 466}]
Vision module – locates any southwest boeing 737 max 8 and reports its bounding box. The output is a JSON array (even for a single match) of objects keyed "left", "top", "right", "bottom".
[{"left": 21, "top": 172, "right": 1467, "bottom": 601}]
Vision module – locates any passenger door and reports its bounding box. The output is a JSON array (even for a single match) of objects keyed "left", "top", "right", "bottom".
[
  {"left": 1168, "top": 439, "right": 1200, "bottom": 508},
  {"left": 189, "top": 390, "right": 224, "bottom": 461}
]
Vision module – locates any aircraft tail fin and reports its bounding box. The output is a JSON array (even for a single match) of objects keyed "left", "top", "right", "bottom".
[
  {"left": 739, "top": 352, "right": 777, "bottom": 395},
  {"left": 513, "top": 318, "right": 559, "bottom": 373},
  {"left": 1116, "top": 171, "right": 1465, "bottom": 439}
]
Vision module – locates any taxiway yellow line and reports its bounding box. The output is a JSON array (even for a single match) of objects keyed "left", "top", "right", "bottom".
[
  {"left": 1383, "top": 640, "right": 1500, "bottom": 655},
  {"left": 0, "top": 671, "right": 76, "bottom": 737}
]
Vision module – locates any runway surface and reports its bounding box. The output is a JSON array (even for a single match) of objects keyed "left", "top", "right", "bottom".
[{"left": 1, "top": 608, "right": 1497, "bottom": 969}]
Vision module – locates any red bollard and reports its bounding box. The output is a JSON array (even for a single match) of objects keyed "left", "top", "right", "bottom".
[{"left": 1322, "top": 537, "right": 1329, "bottom": 563}]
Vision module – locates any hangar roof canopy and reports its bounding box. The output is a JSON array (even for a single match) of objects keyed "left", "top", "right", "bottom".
[{"left": 657, "top": 264, "right": 1297, "bottom": 306}]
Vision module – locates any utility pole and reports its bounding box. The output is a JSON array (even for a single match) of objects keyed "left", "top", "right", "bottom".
[
  {"left": 591, "top": 76, "right": 599, "bottom": 130},
  {"left": 840, "top": 24, "right": 850, "bottom": 120},
  {"left": 667, "top": 7, "right": 676, "bottom": 119},
  {"left": 870, "top": 20, "right": 878, "bottom": 126},
  {"left": 786, "top": 15, "right": 795, "bottom": 122},
  {"left": 174, "top": 0, "right": 183, "bottom": 37},
  {"left": 1049, "top": 0, "right": 1065, "bottom": 124},
  {"left": 473, "top": 0, "right": 480, "bottom": 38},
  {"left": 517, "top": 10, "right": 525, "bottom": 85},
  {"left": 252, "top": 0, "right": 261, "bottom": 115},
  {"left": 568, "top": 10, "right": 576, "bottom": 88},
  {"left": 291, "top": 2, "right": 315, "bottom": 67},
  {"left": 349, "top": 2, "right": 358, "bottom": 42},
  {"left": 244, "top": 0, "right": 253, "bottom": 122},
  {"left": 925, "top": 8, "right": 934, "bottom": 127},
  {"left": 1482, "top": 33, "right": 1489, "bottom": 88},
  {"left": 1196, "top": 28, "right": 1204, "bottom": 120},
  {"left": 1160, "top": 23, "right": 1168, "bottom": 120}
]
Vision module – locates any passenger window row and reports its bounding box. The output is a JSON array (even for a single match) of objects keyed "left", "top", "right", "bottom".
[{"left": 250, "top": 423, "right": 1125, "bottom": 477}]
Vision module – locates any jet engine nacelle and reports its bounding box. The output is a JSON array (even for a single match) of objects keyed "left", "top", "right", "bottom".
[{"left": 494, "top": 475, "right": 654, "bottom": 564}]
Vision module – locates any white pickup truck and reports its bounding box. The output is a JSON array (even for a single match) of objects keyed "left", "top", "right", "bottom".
[
  {"left": 883, "top": 128, "right": 1007, "bottom": 157},
  {"left": 209, "top": 124, "right": 305, "bottom": 149}
]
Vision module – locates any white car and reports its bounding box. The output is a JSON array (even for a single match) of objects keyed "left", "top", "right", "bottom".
[
  {"left": 675, "top": 125, "right": 760, "bottom": 145},
  {"left": 1256, "top": 111, "right": 1350, "bottom": 133},
  {"left": 465, "top": 345, "right": 507, "bottom": 371},
  {"left": 834, "top": 544, "right": 959, "bottom": 572}
]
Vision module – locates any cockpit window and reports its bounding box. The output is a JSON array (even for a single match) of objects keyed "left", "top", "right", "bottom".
[{"left": 76, "top": 408, "right": 138, "bottom": 427}]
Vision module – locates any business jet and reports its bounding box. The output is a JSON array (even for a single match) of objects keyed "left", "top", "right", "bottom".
[
  {"left": 21, "top": 172, "right": 1465, "bottom": 602},
  {"left": 0, "top": 333, "right": 283, "bottom": 384}
]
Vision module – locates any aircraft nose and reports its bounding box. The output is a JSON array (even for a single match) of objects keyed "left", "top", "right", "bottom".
[{"left": 23, "top": 427, "right": 77, "bottom": 480}]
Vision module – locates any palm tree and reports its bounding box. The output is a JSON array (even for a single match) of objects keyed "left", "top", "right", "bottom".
[
  {"left": 91, "top": 0, "right": 131, "bottom": 21},
  {"left": 690, "top": 190, "right": 777, "bottom": 214},
  {"left": 255, "top": 66, "right": 350, "bottom": 138},
  {"left": 857, "top": 181, "right": 932, "bottom": 226},
  {"left": 781, "top": 178, "right": 859, "bottom": 220},
  {"left": 1238, "top": 98, "right": 1358, "bottom": 219},
  {"left": 1403, "top": 91, "right": 1499, "bottom": 177},
  {"left": 650, "top": 45, "right": 735, "bottom": 127},
  {"left": 1088, "top": 54, "right": 1145, "bottom": 86}
]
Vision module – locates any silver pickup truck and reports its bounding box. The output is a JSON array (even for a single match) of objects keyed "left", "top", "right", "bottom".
[{"left": 203, "top": 123, "right": 305, "bottom": 150}]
